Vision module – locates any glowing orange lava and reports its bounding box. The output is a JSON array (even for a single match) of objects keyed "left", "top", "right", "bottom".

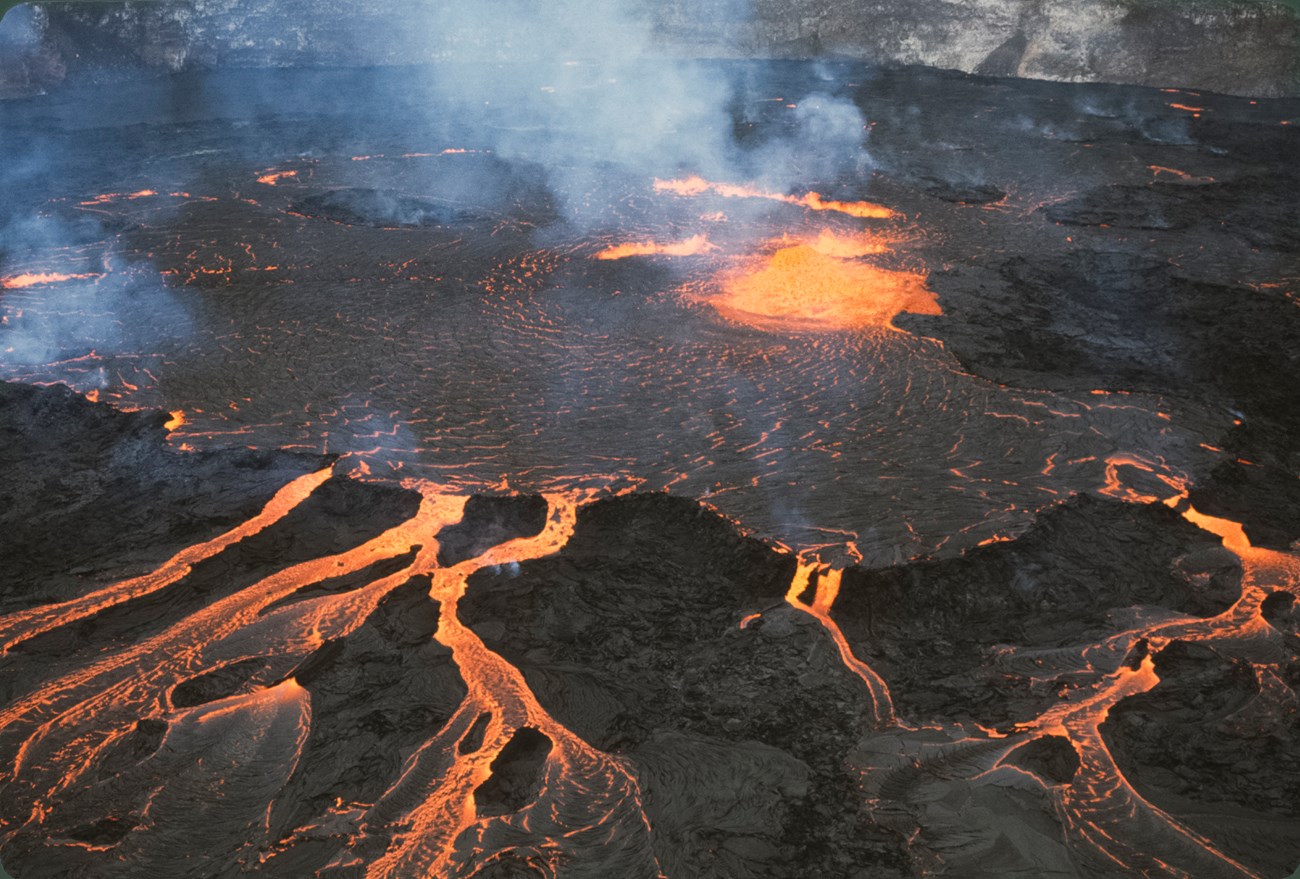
[
  {"left": 257, "top": 170, "right": 299, "bottom": 186},
  {"left": 593, "top": 234, "right": 718, "bottom": 260},
  {"left": 785, "top": 562, "right": 895, "bottom": 728},
  {"left": 655, "top": 176, "right": 896, "bottom": 219},
  {"left": 1, "top": 272, "right": 101, "bottom": 290},
  {"left": 1148, "top": 165, "right": 1215, "bottom": 184},
  {"left": 708, "top": 241, "right": 938, "bottom": 332},
  {"left": 78, "top": 190, "right": 156, "bottom": 206},
  {"left": 164, "top": 410, "right": 187, "bottom": 431},
  {"left": 0, "top": 477, "right": 665, "bottom": 876}
]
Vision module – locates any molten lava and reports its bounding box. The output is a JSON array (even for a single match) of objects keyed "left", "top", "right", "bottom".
[
  {"left": 708, "top": 240, "right": 938, "bottom": 332},
  {"left": 1, "top": 273, "right": 101, "bottom": 289},
  {"left": 785, "top": 563, "right": 895, "bottom": 728},
  {"left": 655, "top": 176, "right": 896, "bottom": 219},
  {"left": 593, "top": 234, "right": 718, "bottom": 261},
  {"left": 257, "top": 170, "right": 299, "bottom": 186},
  {"left": 78, "top": 190, "right": 157, "bottom": 206}
]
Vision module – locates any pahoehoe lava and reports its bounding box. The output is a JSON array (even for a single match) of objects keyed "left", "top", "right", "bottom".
[{"left": 1, "top": 56, "right": 1297, "bottom": 879}]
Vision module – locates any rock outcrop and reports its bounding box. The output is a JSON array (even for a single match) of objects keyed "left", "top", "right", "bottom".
[{"left": 4, "top": 0, "right": 1297, "bottom": 98}]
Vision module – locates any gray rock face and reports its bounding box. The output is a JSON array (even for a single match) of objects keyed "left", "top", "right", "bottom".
[{"left": 8, "top": 0, "right": 1299, "bottom": 97}]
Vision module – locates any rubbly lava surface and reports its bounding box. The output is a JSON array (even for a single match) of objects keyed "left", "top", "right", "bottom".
[{"left": 1, "top": 61, "right": 1298, "bottom": 878}]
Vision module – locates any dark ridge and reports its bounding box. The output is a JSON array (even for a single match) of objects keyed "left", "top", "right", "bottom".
[
  {"left": 1102, "top": 640, "right": 1300, "bottom": 878},
  {"left": 473, "top": 727, "right": 553, "bottom": 817},
  {"left": 1005, "top": 735, "right": 1081, "bottom": 785},
  {"left": 260, "top": 548, "right": 420, "bottom": 616},
  {"left": 65, "top": 816, "right": 136, "bottom": 846},
  {"left": 829, "top": 494, "right": 1242, "bottom": 727},
  {"left": 460, "top": 492, "right": 906, "bottom": 877},
  {"left": 170, "top": 657, "right": 270, "bottom": 709},
  {"left": 286, "top": 637, "right": 347, "bottom": 687},
  {"left": 460, "top": 712, "right": 493, "bottom": 755},
  {"left": 367, "top": 574, "right": 441, "bottom": 646},
  {"left": 1262, "top": 592, "right": 1300, "bottom": 643},
  {"left": 436, "top": 494, "right": 549, "bottom": 567},
  {"left": 1188, "top": 459, "right": 1300, "bottom": 551},
  {"left": 93, "top": 718, "right": 169, "bottom": 778},
  {"left": 0, "top": 380, "right": 326, "bottom": 613}
]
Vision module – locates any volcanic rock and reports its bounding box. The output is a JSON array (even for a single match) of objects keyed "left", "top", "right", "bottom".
[
  {"left": 1102, "top": 640, "right": 1300, "bottom": 878},
  {"left": 828, "top": 494, "right": 1243, "bottom": 727},
  {"left": 291, "top": 189, "right": 479, "bottom": 229},
  {"left": 459, "top": 492, "right": 911, "bottom": 878},
  {"left": 0, "top": 380, "right": 326, "bottom": 613},
  {"left": 17, "top": 0, "right": 1300, "bottom": 97},
  {"left": 436, "top": 493, "right": 549, "bottom": 567},
  {"left": 1004, "top": 735, "right": 1081, "bottom": 785}
]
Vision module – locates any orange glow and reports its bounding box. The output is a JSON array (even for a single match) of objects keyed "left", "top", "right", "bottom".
[
  {"left": 1, "top": 272, "right": 101, "bottom": 289},
  {"left": 164, "top": 410, "right": 187, "bottom": 432},
  {"left": 1168, "top": 103, "right": 1205, "bottom": 113},
  {"left": 654, "top": 176, "right": 896, "bottom": 219},
  {"left": 0, "top": 480, "right": 663, "bottom": 877},
  {"left": 1148, "top": 165, "right": 1215, "bottom": 184},
  {"left": 707, "top": 241, "right": 938, "bottom": 332},
  {"left": 0, "top": 447, "right": 1293, "bottom": 876},
  {"left": 1181, "top": 506, "right": 1251, "bottom": 554},
  {"left": 257, "top": 170, "right": 299, "bottom": 186},
  {"left": 804, "top": 229, "right": 897, "bottom": 257},
  {"left": 785, "top": 562, "right": 895, "bottom": 727},
  {"left": 593, "top": 234, "right": 718, "bottom": 260},
  {"left": 79, "top": 190, "right": 156, "bottom": 206},
  {"left": 0, "top": 467, "right": 334, "bottom": 657}
]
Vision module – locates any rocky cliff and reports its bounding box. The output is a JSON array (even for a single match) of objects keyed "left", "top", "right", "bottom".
[{"left": 3, "top": 0, "right": 1297, "bottom": 97}]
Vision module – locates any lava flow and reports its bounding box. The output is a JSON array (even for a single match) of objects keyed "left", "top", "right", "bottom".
[
  {"left": 762, "top": 456, "right": 1299, "bottom": 879},
  {"left": 0, "top": 474, "right": 664, "bottom": 877},
  {"left": 785, "top": 563, "right": 896, "bottom": 727},
  {"left": 654, "top": 177, "right": 897, "bottom": 219},
  {"left": 593, "top": 234, "right": 718, "bottom": 260},
  {"left": 1, "top": 273, "right": 102, "bottom": 290},
  {"left": 1015, "top": 457, "right": 1298, "bottom": 878},
  {"left": 707, "top": 239, "right": 939, "bottom": 332},
  {"left": 3, "top": 54, "right": 1296, "bottom": 879}
]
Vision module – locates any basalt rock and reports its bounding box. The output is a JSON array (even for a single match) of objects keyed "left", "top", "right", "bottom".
[
  {"left": 1101, "top": 640, "right": 1300, "bottom": 878},
  {"left": 459, "top": 493, "right": 910, "bottom": 878},
  {"left": 15, "top": 0, "right": 1300, "bottom": 97},
  {"left": 0, "top": 380, "right": 328, "bottom": 614},
  {"left": 291, "top": 189, "right": 482, "bottom": 229},
  {"left": 828, "top": 494, "right": 1243, "bottom": 727},
  {"left": 436, "top": 493, "right": 549, "bottom": 567}
]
